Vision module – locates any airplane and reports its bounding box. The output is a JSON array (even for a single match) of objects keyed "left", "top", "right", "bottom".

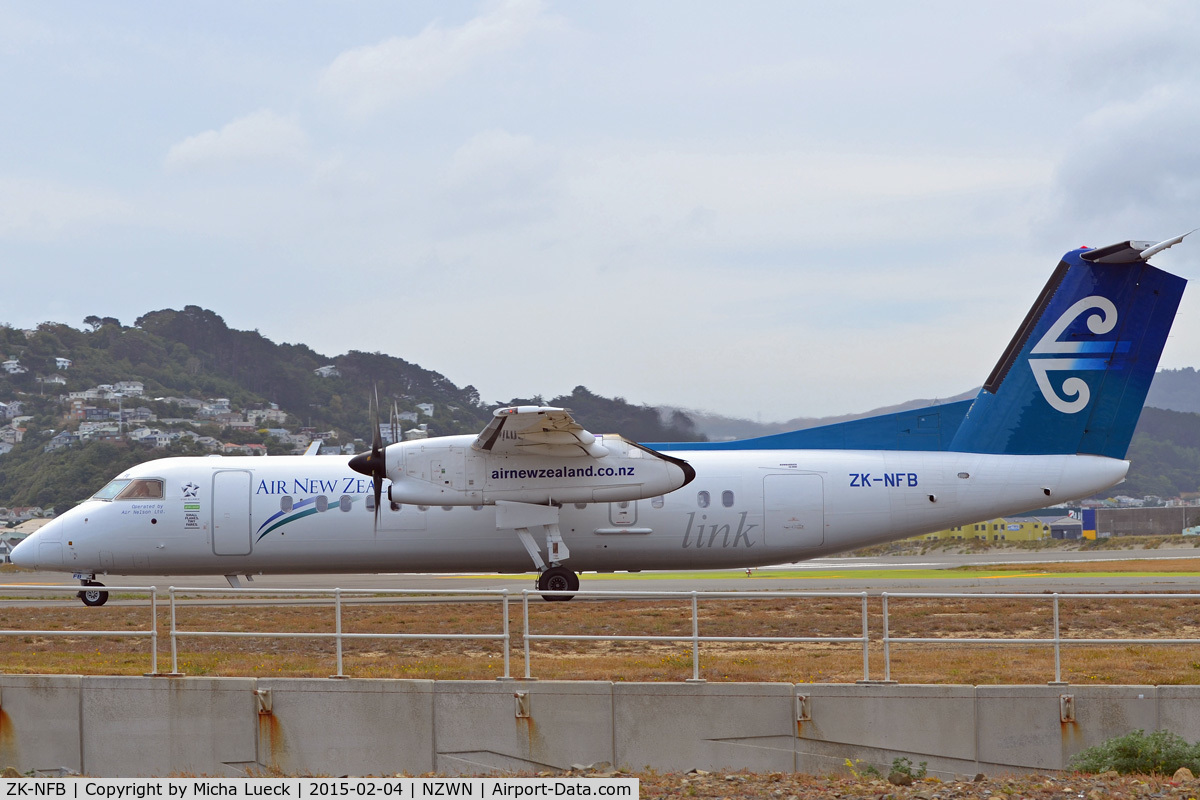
[{"left": 9, "top": 234, "right": 1191, "bottom": 605}]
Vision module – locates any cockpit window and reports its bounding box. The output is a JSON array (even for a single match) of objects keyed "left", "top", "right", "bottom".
[
  {"left": 92, "top": 479, "right": 132, "bottom": 500},
  {"left": 114, "top": 479, "right": 164, "bottom": 500}
]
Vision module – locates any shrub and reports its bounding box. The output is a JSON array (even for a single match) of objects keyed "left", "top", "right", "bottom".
[
  {"left": 890, "top": 757, "right": 927, "bottom": 780},
  {"left": 1069, "top": 729, "right": 1200, "bottom": 775}
]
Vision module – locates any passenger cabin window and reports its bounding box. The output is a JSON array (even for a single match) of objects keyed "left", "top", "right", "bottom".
[
  {"left": 697, "top": 491, "right": 710, "bottom": 508},
  {"left": 721, "top": 490, "right": 734, "bottom": 508},
  {"left": 339, "top": 495, "right": 352, "bottom": 512},
  {"left": 114, "top": 479, "right": 164, "bottom": 500},
  {"left": 280, "top": 496, "right": 294, "bottom": 512}
]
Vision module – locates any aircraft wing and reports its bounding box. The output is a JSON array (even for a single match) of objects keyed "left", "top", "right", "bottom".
[{"left": 472, "top": 406, "right": 609, "bottom": 458}]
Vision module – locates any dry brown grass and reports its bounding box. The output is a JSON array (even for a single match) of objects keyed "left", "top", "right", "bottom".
[
  {"left": 960, "top": 557, "right": 1200, "bottom": 573},
  {"left": 3, "top": 592, "right": 1200, "bottom": 684}
]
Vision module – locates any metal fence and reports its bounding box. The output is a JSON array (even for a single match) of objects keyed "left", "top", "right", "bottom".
[
  {"left": 521, "top": 589, "right": 870, "bottom": 681},
  {"left": 879, "top": 591, "right": 1200, "bottom": 683},
  {"left": 2, "top": 585, "right": 1198, "bottom": 682},
  {"left": 0, "top": 584, "right": 161, "bottom": 674},
  {"left": 163, "top": 586, "right": 513, "bottom": 678}
]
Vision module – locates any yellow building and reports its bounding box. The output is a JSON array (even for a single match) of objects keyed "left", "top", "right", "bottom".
[{"left": 907, "top": 517, "right": 1050, "bottom": 542}]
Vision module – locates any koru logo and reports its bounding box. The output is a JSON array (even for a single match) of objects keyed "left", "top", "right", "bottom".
[{"left": 1029, "top": 296, "right": 1124, "bottom": 414}]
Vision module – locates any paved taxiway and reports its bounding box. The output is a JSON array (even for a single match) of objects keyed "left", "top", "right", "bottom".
[{"left": 3, "top": 547, "right": 1198, "bottom": 599}]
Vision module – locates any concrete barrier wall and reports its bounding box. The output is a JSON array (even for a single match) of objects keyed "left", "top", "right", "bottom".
[{"left": 2, "top": 676, "right": 1199, "bottom": 777}]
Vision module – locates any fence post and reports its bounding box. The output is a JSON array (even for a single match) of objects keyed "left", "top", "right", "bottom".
[
  {"left": 1052, "top": 594, "right": 1062, "bottom": 684},
  {"left": 501, "top": 589, "right": 511, "bottom": 680},
  {"left": 868, "top": 592, "right": 876, "bottom": 682},
  {"left": 334, "top": 588, "right": 345, "bottom": 678},
  {"left": 522, "top": 591, "right": 532, "bottom": 679},
  {"left": 686, "top": 591, "right": 703, "bottom": 682},
  {"left": 878, "top": 593, "right": 891, "bottom": 682},
  {"left": 149, "top": 587, "right": 158, "bottom": 675},
  {"left": 169, "top": 586, "right": 179, "bottom": 674}
]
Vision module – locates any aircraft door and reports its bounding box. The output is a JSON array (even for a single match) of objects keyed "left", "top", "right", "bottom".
[
  {"left": 609, "top": 500, "right": 637, "bottom": 526},
  {"left": 212, "top": 470, "right": 252, "bottom": 556},
  {"left": 763, "top": 474, "right": 824, "bottom": 547}
]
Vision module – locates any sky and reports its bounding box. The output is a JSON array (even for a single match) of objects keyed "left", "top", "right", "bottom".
[{"left": 3, "top": 1, "right": 1200, "bottom": 422}]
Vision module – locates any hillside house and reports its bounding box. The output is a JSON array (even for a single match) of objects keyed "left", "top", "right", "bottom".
[
  {"left": 2, "top": 360, "right": 27, "bottom": 374},
  {"left": 159, "top": 397, "right": 205, "bottom": 410},
  {"left": 113, "top": 381, "right": 144, "bottom": 396},
  {"left": 77, "top": 422, "right": 122, "bottom": 442},
  {"left": 314, "top": 365, "right": 340, "bottom": 378},
  {"left": 247, "top": 407, "right": 288, "bottom": 425},
  {"left": 44, "top": 431, "right": 78, "bottom": 452},
  {"left": 0, "top": 507, "right": 47, "bottom": 525},
  {"left": 55, "top": 357, "right": 72, "bottom": 369},
  {"left": 129, "top": 428, "right": 179, "bottom": 448},
  {"left": 222, "top": 442, "right": 266, "bottom": 456}
]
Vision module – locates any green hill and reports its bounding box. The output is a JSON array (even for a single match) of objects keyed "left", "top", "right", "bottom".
[{"left": 0, "top": 308, "right": 704, "bottom": 513}]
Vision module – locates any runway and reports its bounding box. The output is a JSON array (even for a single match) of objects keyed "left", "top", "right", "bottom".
[{"left": 4, "top": 546, "right": 1198, "bottom": 599}]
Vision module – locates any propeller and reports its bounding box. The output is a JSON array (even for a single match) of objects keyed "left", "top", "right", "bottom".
[
  {"left": 349, "top": 386, "right": 387, "bottom": 529},
  {"left": 391, "top": 401, "right": 400, "bottom": 448}
]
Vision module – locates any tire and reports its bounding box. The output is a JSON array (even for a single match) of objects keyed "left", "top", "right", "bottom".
[
  {"left": 537, "top": 566, "right": 576, "bottom": 602},
  {"left": 78, "top": 581, "right": 109, "bottom": 607}
]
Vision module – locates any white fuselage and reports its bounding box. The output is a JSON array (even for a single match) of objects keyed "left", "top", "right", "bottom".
[{"left": 14, "top": 449, "right": 1127, "bottom": 577}]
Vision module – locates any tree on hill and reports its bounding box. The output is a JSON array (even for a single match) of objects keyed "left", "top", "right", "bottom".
[{"left": 505, "top": 385, "right": 705, "bottom": 443}]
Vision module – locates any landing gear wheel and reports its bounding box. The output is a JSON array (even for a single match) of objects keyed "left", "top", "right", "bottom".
[
  {"left": 78, "top": 581, "right": 109, "bottom": 607},
  {"left": 537, "top": 566, "right": 578, "bottom": 601}
]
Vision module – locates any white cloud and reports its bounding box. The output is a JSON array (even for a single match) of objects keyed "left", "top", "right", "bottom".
[
  {"left": 1048, "top": 83, "right": 1200, "bottom": 236},
  {"left": 164, "top": 109, "right": 310, "bottom": 171},
  {"left": 0, "top": 178, "right": 131, "bottom": 240},
  {"left": 318, "top": 0, "right": 551, "bottom": 117},
  {"left": 440, "top": 129, "right": 559, "bottom": 225}
]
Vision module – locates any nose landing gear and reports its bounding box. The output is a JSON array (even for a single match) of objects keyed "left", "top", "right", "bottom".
[{"left": 77, "top": 579, "right": 109, "bottom": 607}]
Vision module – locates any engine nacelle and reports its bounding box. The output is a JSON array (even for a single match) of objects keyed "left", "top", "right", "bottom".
[{"left": 385, "top": 434, "right": 694, "bottom": 506}]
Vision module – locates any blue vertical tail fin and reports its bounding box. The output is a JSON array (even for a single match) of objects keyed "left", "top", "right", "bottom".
[{"left": 949, "top": 239, "right": 1187, "bottom": 458}]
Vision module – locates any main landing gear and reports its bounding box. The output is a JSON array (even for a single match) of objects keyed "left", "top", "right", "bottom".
[
  {"left": 536, "top": 565, "right": 580, "bottom": 601},
  {"left": 77, "top": 579, "right": 109, "bottom": 607},
  {"left": 496, "top": 501, "right": 580, "bottom": 602}
]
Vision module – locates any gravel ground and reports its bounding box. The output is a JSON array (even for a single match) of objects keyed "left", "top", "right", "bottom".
[{"left": 614, "top": 769, "right": 1200, "bottom": 799}]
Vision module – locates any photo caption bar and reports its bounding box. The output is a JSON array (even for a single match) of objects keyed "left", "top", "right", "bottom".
[{"left": 0, "top": 779, "right": 638, "bottom": 800}]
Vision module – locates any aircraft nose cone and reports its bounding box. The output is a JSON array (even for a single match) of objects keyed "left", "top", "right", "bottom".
[{"left": 10, "top": 534, "right": 37, "bottom": 568}]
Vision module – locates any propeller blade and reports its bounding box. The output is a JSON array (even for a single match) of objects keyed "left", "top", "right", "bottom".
[{"left": 349, "top": 385, "right": 387, "bottom": 530}]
